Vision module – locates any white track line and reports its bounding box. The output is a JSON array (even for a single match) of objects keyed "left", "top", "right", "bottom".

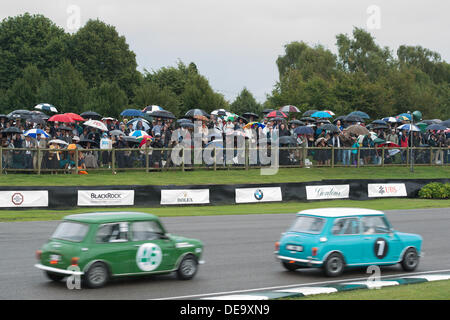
[{"left": 154, "top": 269, "right": 450, "bottom": 300}]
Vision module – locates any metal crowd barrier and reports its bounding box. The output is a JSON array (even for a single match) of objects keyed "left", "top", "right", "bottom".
[{"left": 0, "top": 146, "right": 448, "bottom": 174}]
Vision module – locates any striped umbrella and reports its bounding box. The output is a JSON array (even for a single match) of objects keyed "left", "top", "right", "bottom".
[
  {"left": 34, "top": 103, "right": 58, "bottom": 113},
  {"left": 24, "top": 128, "right": 50, "bottom": 138},
  {"left": 279, "top": 105, "right": 300, "bottom": 113},
  {"left": 143, "top": 105, "right": 164, "bottom": 113}
]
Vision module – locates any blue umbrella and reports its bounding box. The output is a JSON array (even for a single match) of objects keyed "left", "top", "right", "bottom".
[
  {"left": 311, "top": 111, "right": 333, "bottom": 118},
  {"left": 294, "top": 126, "right": 314, "bottom": 135},
  {"left": 398, "top": 124, "right": 420, "bottom": 132},
  {"left": 121, "top": 109, "right": 144, "bottom": 117},
  {"left": 24, "top": 128, "right": 50, "bottom": 138},
  {"left": 397, "top": 113, "right": 412, "bottom": 121},
  {"left": 129, "top": 130, "right": 147, "bottom": 137}
]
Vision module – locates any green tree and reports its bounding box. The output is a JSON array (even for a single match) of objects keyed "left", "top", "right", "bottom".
[
  {"left": 85, "top": 82, "right": 128, "bottom": 118},
  {"left": 133, "top": 81, "right": 181, "bottom": 116},
  {"left": 37, "top": 60, "right": 89, "bottom": 114},
  {"left": 4, "top": 64, "right": 42, "bottom": 111},
  {"left": 229, "top": 88, "right": 262, "bottom": 115}
]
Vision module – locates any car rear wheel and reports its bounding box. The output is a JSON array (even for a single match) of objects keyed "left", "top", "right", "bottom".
[
  {"left": 45, "top": 271, "right": 65, "bottom": 282},
  {"left": 323, "top": 253, "right": 345, "bottom": 277},
  {"left": 401, "top": 248, "right": 419, "bottom": 271},
  {"left": 281, "top": 261, "right": 299, "bottom": 272},
  {"left": 84, "top": 262, "right": 109, "bottom": 288},
  {"left": 177, "top": 255, "right": 198, "bottom": 280}
]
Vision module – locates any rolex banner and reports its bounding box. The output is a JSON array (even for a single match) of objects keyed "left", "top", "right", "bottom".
[
  {"left": 0, "top": 191, "right": 48, "bottom": 207},
  {"left": 160, "top": 189, "right": 210, "bottom": 205},
  {"left": 306, "top": 185, "right": 350, "bottom": 200},
  {"left": 368, "top": 183, "right": 407, "bottom": 198},
  {"left": 77, "top": 190, "right": 135, "bottom": 206},
  {"left": 235, "top": 187, "right": 282, "bottom": 203}
]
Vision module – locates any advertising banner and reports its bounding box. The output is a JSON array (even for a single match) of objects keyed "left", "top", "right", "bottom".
[
  {"left": 0, "top": 191, "right": 48, "bottom": 207},
  {"left": 368, "top": 183, "right": 407, "bottom": 198},
  {"left": 77, "top": 190, "right": 135, "bottom": 206},
  {"left": 160, "top": 189, "right": 210, "bottom": 205},
  {"left": 306, "top": 185, "right": 350, "bottom": 200},
  {"left": 235, "top": 187, "right": 282, "bottom": 203}
]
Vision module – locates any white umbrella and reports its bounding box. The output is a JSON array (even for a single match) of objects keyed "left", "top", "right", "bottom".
[
  {"left": 48, "top": 139, "right": 69, "bottom": 145},
  {"left": 34, "top": 103, "right": 58, "bottom": 113},
  {"left": 83, "top": 119, "right": 108, "bottom": 131}
]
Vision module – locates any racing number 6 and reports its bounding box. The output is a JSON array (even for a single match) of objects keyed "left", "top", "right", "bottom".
[{"left": 374, "top": 238, "right": 388, "bottom": 259}]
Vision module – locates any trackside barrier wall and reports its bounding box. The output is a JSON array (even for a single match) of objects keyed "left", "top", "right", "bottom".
[{"left": 0, "top": 179, "right": 448, "bottom": 209}]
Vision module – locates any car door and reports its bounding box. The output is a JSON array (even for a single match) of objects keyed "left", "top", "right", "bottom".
[
  {"left": 127, "top": 221, "right": 177, "bottom": 274},
  {"left": 92, "top": 222, "right": 132, "bottom": 275},
  {"left": 361, "top": 215, "right": 401, "bottom": 264},
  {"left": 328, "top": 217, "right": 364, "bottom": 265}
]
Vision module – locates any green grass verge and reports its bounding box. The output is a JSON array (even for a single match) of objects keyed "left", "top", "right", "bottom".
[
  {"left": 0, "top": 166, "right": 448, "bottom": 186},
  {"left": 289, "top": 279, "right": 450, "bottom": 300},
  {"left": 1, "top": 198, "right": 449, "bottom": 222}
]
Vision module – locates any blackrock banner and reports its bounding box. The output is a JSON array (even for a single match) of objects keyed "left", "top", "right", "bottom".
[
  {"left": 0, "top": 191, "right": 48, "bottom": 207},
  {"left": 160, "top": 189, "right": 210, "bottom": 205},
  {"left": 306, "top": 185, "right": 350, "bottom": 200},
  {"left": 368, "top": 183, "right": 407, "bottom": 198},
  {"left": 77, "top": 190, "right": 135, "bottom": 206},
  {"left": 235, "top": 187, "right": 282, "bottom": 203}
]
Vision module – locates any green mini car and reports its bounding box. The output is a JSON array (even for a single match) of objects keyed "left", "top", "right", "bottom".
[{"left": 35, "top": 212, "right": 204, "bottom": 288}]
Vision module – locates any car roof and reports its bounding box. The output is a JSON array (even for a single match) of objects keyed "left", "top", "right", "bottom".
[
  {"left": 297, "top": 208, "right": 384, "bottom": 218},
  {"left": 63, "top": 212, "right": 159, "bottom": 224}
]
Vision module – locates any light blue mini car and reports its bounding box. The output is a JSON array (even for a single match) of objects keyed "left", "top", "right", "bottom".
[{"left": 275, "top": 208, "right": 423, "bottom": 277}]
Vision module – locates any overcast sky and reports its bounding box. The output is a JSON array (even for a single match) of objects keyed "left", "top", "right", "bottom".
[{"left": 2, "top": 0, "right": 449, "bottom": 103}]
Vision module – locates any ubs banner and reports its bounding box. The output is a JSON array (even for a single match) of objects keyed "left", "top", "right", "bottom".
[
  {"left": 77, "top": 190, "right": 135, "bottom": 206},
  {"left": 235, "top": 187, "right": 282, "bottom": 203},
  {"left": 0, "top": 191, "right": 48, "bottom": 207},
  {"left": 367, "top": 183, "right": 407, "bottom": 198},
  {"left": 160, "top": 189, "right": 210, "bottom": 205},
  {"left": 305, "top": 185, "right": 350, "bottom": 200}
]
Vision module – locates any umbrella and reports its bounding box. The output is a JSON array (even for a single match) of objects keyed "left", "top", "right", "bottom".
[
  {"left": 344, "top": 115, "right": 364, "bottom": 123},
  {"left": 180, "top": 122, "right": 194, "bottom": 129},
  {"left": 7, "top": 110, "right": 34, "bottom": 120},
  {"left": 205, "top": 140, "right": 224, "bottom": 149},
  {"left": 142, "top": 105, "right": 164, "bottom": 113},
  {"left": 348, "top": 111, "right": 370, "bottom": 119},
  {"left": 131, "top": 120, "right": 150, "bottom": 131},
  {"left": 426, "top": 124, "right": 447, "bottom": 131},
  {"left": 129, "top": 130, "right": 147, "bottom": 138},
  {"left": 177, "top": 118, "right": 193, "bottom": 124},
  {"left": 372, "top": 125, "right": 389, "bottom": 130},
  {"left": 150, "top": 110, "right": 176, "bottom": 119},
  {"left": 0, "top": 114, "right": 8, "bottom": 119},
  {"left": 302, "top": 110, "right": 319, "bottom": 117},
  {"left": 80, "top": 111, "right": 102, "bottom": 120},
  {"left": 242, "top": 112, "right": 259, "bottom": 119},
  {"left": 421, "top": 120, "right": 438, "bottom": 125},
  {"left": 185, "top": 109, "right": 209, "bottom": 118},
  {"left": 279, "top": 136, "right": 297, "bottom": 145},
  {"left": 321, "top": 123, "right": 340, "bottom": 132},
  {"left": 441, "top": 120, "right": 450, "bottom": 128},
  {"left": 344, "top": 124, "right": 370, "bottom": 136},
  {"left": 311, "top": 111, "right": 333, "bottom": 118},
  {"left": 193, "top": 115, "right": 209, "bottom": 122},
  {"left": 122, "top": 136, "right": 140, "bottom": 145},
  {"left": 396, "top": 115, "right": 410, "bottom": 122},
  {"left": 289, "top": 120, "right": 305, "bottom": 126},
  {"left": 211, "top": 109, "right": 229, "bottom": 117},
  {"left": 300, "top": 117, "right": 316, "bottom": 122},
  {"left": 48, "top": 139, "right": 69, "bottom": 146},
  {"left": 316, "top": 119, "right": 331, "bottom": 124},
  {"left": 1, "top": 127, "right": 22, "bottom": 134},
  {"left": 64, "top": 113, "right": 85, "bottom": 122},
  {"left": 78, "top": 139, "right": 99, "bottom": 147},
  {"left": 127, "top": 117, "right": 150, "bottom": 125},
  {"left": 415, "top": 122, "right": 428, "bottom": 133},
  {"left": 34, "top": 103, "right": 58, "bottom": 113},
  {"left": 237, "top": 116, "right": 249, "bottom": 124},
  {"left": 31, "top": 110, "right": 50, "bottom": 119},
  {"left": 109, "top": 130, "right": 125, "bottom": 136},
  {"left": 397, "top": 113, "right": 412, "bottom": 121},
  {"left": 121, "top": 109, "right": 144, "bottom": 117},
  {"left": 323, "top": 110, "right": 335, "bottom": 116},
  {"left": 371, "top": 120, "right": 388, "bottom": 126},
  {"left": 83, "top": 119, "right": 108, "bottom": 131},
  {"left": 58, "top": 125, "right": 73, "bottom": 131},
  {"left": 382, "top": 117, "right": 398, "bottom": 123},
  {"left": 294, "top": 126, "right": 314, "bottom": 135},
  {"left": 27, "top": 116, "right": 46, "bottom": 126},
  {"left": 48, "top": 114, "right": 75, "bottom": 123},
  {"left": 315, "top": 137, "right": 327, "bottom": 146},
  {"left": 262, "top": 109, "right": 274, "bottom": 115},
  {"left": 266, "top": 110, "right": 287, "bottom": 118},
  {"left": 397, "top": 124, "right": 420, "bottom": 132},
  {"left": 378, "top": 142, "right": 400, "bottom": 148},
  {"left": 333, "top": 116, "right": 347, "bottom": 123},
  {"left": 243, "top": 122, "right": 266, "bottom": 130},
  {"left": 139, "top": 136, "right": 154, "bottom": 147},
  {"left": 279, "top": 105, "right": 300, "bottom": 113}
]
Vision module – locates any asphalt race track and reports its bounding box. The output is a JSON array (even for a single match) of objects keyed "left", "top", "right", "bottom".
[{"left": 0, "top": 208, "right": 449, "bottom": 299}]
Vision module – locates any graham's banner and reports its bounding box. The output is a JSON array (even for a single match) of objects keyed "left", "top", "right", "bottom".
[
  {"left": 368, "top": 183, "right": 407, "bottom": 198},
  {"left": 306, "top": 185, "right": 350, "bottom": 200},
  {"left": 235, "top": 187, "right": 282, "bottom": 203},
  {"left": 0, "top": 191, "right": 48, "bottom": 207},
  {"left": 160, "top": 189, "right": 210, "bottom": 205},
  {"left": 77, "top": 190, "right": 135, "bottom": 206}
]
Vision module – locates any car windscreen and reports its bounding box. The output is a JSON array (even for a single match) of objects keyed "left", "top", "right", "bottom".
[
  {"left": 289, "top": 215, "right": 326, "bottom": 234},
  {"left": 52, "top": 221, "right": 89, "bottom": 242}
]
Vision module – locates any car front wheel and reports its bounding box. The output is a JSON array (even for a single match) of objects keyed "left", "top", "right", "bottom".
[
  {"left": 401, "top": 248, "right": 419, "bottom": 272},
  {"left": 83, "top": 262, "right": 109, "bottom": 288},
  {"left": 323, "top": 253, "right": 345, "bottom": 277},
  {"left": 177, "top": 255, "right": 198, "bottom": 280}
]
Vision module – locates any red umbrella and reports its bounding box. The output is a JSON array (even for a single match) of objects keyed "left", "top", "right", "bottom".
[
  {"left": 266, "top": 110, "right": 287, "bottom": 118},
  {"left": 64, "top": 113, "right": 86, "bottom": 122},
  {"left": 378, "top": 142, "right": 400, "bottom": 148},
  {"left": 48, "top": 114, "right": 75, "bottom": 123}
]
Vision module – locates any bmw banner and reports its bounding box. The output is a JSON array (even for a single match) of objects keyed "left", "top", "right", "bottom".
[{"left": 235, "top": 187, "right": 282, "bottom": 203}]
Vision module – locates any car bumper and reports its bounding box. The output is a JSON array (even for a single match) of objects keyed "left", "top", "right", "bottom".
[
  {"left": 276, "top": 254, "right": 323, "bottom": 267},
  {"left": 34, "top": 264, "right": 84, "bottom": 276}
]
